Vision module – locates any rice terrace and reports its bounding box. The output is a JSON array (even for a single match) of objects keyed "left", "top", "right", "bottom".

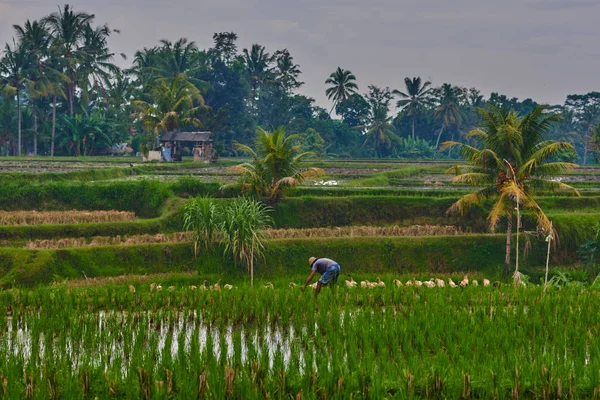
[{"left": 2, "top": 3, "right": 600, "bottom": 399}]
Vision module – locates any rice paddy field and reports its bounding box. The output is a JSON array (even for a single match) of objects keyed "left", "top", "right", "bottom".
[
  {"left": 1, "top": 157, "right": 600, "bottom": 398},
  {"left": 2, "top": 277, "right": 600, "bottom": 398}
]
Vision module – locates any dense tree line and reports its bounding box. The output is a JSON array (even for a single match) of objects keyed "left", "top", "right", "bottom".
[{"left": 1, "top": 5, "right": 599, "bottom": 161}]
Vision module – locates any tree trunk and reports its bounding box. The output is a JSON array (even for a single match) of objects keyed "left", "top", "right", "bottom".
[
  {"left": 17, "top": 90, "right": 21, "bottom": 157},
  {"left": 544, "top": 222, "right": 553, "bottom": 292},
  {"left": 411, "top": 115, "right": 415, "bottom": 139},
  {"left": 33, "top": 101, "right": 38, "bottom": 156},
  {"left": 447, "top": 131, "right": 455, "bottom": 156},
  {"left": 504, "top": 216, "right": 512, "bottom": 280},
  {"left": 51, "top": 94, "right": 57, "bottom": 157},
  {"left": 435, "top": 125, "right": 445, "bottom": 148}
]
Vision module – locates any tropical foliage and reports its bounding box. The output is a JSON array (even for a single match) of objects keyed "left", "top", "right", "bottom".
[
  {"left": 231, "top": 127, "right": 323, "bottom": 204},
  {"left": 0, "top": 5, "right": 599, "bottom": 161},
  {"left": 443, "top": 105, "right": 580, "bottom": 278}
]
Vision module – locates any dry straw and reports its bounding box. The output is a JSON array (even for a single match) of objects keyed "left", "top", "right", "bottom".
[
  {"left": 25, "top": 225, "right": 462, "bottom": 249},
  {"left": 0, "top": 210, "right": 135, "bottom": 225}
]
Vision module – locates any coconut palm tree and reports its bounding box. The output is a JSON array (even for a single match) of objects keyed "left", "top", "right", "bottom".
[
  {"left": 442, "top": 105, "right": 580, "bottom": 280},
  {"left": 132, "top": 73, "right": 205, "bottom": 140},
  {"left": 434, "top": 83, "right": 464, "bottom": 148},
  {"left": 156, "top": 38, "right": 199, "bottom": 78},
  {"left": 14, "top": 19, "right": 54, "bottom": 155},
  {"left": 43, "top": 5, "right": 94, "bottom": 116},
  {"left": 393, "top": 77, "right": 432, "bottom": 139},
  {"left": 0, "top": 39, "right": 31, "bottom": 156},
  {"left": 231, "top": 126, "right": 323, "bottom": 205},
  {"left": 77, "top": 23, "right": 121, "bottom": 107},
  {"left": 325, "top": 67, "right": 358, "bottom": 115},
  {"left": 242, "top": 44, "right": 273, "bottom": 112}
]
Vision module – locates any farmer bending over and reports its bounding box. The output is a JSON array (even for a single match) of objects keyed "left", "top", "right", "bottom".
[{"left": 302, "top": 257, "right": 341, "bottom": 294}]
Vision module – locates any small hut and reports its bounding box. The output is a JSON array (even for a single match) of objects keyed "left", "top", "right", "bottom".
[{"left": 159, "top": 131, "right": 215, "bottom": 163}]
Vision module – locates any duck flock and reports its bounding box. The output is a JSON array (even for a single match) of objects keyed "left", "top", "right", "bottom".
[
  {"left": 133, "top": 275, "right": 503, "bottom": 293},
  {"left": 342, "top": 275, "right": 499, "bottom": 289}
]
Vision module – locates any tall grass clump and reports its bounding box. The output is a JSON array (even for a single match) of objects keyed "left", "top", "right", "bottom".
[
  {"left": 183, "top": 196, "right": 220, "bottom": 256},
  {"left": 182, "top": 196, "right": 273, "bottom": 285},
  {"left": 221, "top": 197, "right": 273, "bottom": 286}
]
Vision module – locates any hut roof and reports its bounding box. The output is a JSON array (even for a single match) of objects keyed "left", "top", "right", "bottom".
[{"left": 160, "top": 131, "right": 213, "bottom": 142}]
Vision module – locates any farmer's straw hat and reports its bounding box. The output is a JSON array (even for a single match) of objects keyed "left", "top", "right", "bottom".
[{"left": 309, "top": 257, "right": 317, "bottom": 266}]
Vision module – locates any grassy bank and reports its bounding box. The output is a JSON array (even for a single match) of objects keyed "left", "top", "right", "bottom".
[{"left": 0, "top": 234, "right": 554, "bottom": 287}]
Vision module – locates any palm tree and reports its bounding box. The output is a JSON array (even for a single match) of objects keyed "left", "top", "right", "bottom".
[
  {"left": 442, "top": 105, "right": 580, "bottom": 280},
  {"left": 230, "top": 126, "right": 323, "bottom": 205},
  {"left": 14, "top": 19, "right": 53, "bottom": 156},
  {"left": 132, "top": 73, "right": 205, "bottom": 140},
  {"left": 43, "top": 5, "right": 94, "bottom": 116},
  {"left": 434, "top": 83, "right": 464, "bottom": 148},
  {"left": 0, "top": 39, "right": 31, "bottom": 156},
  {"left": 156, "top": 38, "right": 200, "bottom": 78},
  {"left": 325, "top": 67, "right": 358, "bottom": 115},
  {"left": 77, "top": 23, "right": 121, "bottom": 107},
  {"left": 393, "top": 77, "right": 432, "bottom": 139},
  {"left": 242, "top": 44, "right": 273, "bottom": 111},
  {"left": 360, "top": 85, "right": 399, "bottom": 158}
]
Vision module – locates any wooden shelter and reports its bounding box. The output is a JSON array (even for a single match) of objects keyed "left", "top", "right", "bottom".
[{"left": 159, "top": 131, "right": 215, "bottom": 162}]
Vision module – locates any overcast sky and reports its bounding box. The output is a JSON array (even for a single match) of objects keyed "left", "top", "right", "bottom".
[{"left": 1, "top": 0, "right": 599, "bottom": 109}]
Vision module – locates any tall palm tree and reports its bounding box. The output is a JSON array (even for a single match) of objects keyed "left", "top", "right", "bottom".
[
  {"left": 14, "top": 19, "right": 53, "bottom": 155},
  {"left": 325, "top": 67, "right": 358, "bottom": 115},
  {"left": 156, "top": 38, "right": 199, "bottom": 78},
  {"left": 43, "top": 5, "right": 94, "bottom": 115},
  {"left": 242, "top": 44, "right": 273, "bottom": 112},
  {"left": 230, "top": 126, "right": 323, "bottom": 205},
  {"left": 434, "top": 83, "right": 464, "bottom": 148},
  {"left": 442, "top": 105, "right": 580, "bottom": 280},
  {"left": 132, "top": 73, "right": 205, "bottom": 139},
  {"left": 0, "top": 39, "right": 31, "bottom": 156},
  {"left": 393, "top": 77, "right": 432, "bottom": 139},
  {"left": 77, "top": 23, "right": 121, "bottom": 107}
]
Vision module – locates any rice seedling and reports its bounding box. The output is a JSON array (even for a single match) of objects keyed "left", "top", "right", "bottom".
[
  {"left": 3, "top": 269, "right": 600, "bottom": 399},
  {"left": 0, "top": 210, "right": 135, "bottom": 225}
]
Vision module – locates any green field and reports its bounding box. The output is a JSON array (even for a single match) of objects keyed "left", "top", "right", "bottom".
[
  {"left": 1, "top": 278, "right": 600, "bottom": 398},
  {"left": 0, "top": 157, "right": 599, "bottom": 398}
]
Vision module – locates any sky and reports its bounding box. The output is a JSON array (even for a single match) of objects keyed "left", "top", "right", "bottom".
[{"left": 1, "top": 0, "right": 599, "bottom": 109}]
